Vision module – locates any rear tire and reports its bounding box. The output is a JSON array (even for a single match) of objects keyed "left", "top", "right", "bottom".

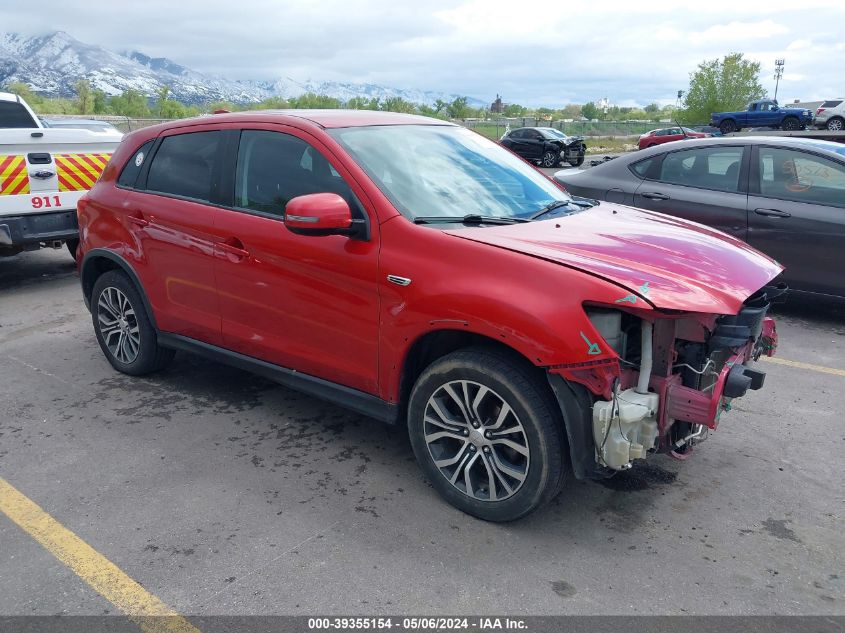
[
  {"left": 781, "top": 116, "right": 799, "bottom": 131},
  {"left": 719, "top": 119, "right": 737, "bottom": 134},
  {"left": 407, "top": 348, "right": 566, "bottom": 521},
  {"left": 541, "top": 150, "right": 559, "bottom": 168},
  {"left": 826, "top": 117, "right": 844, "bottom": 131},
  {"left": 91, "top": 270, "right": 175, "bottom": 376}
]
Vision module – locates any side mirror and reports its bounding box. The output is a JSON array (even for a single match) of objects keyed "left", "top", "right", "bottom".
[{"left": 284, "top": 193, "right": 364, "bottom": 238}]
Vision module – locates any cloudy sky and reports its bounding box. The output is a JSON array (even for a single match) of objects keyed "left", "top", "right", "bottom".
[{"left": 5, "top": 0, "right": 844, "bottom": 107}]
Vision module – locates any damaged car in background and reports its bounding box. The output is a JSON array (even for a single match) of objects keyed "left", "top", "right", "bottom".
[{"left": 77, "top": 113, "right": 782, "bottom": 521}]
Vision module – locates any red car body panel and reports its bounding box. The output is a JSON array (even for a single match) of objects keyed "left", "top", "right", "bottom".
[
  {"left": 638, "top": 129, "right": 708, "bottom": 150},
  {"left": 446, "top": 205, "right": 783, "bottom": 315},
  {"left": 77, "top": 111, "right": 780, "bottom": 417}
]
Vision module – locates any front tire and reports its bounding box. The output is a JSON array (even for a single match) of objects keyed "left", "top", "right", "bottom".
[
  {"left": 569, "top": 154, "right": 585, "bottom": 167},
  {"left": 408, "top": 348, "right": 565, "bottom": 521},
  {"left": 91, "top": 270, "right": 175, "bottom": 375},
  {"left": 781, "top": 116, "right": 800, "bottom": 131}
]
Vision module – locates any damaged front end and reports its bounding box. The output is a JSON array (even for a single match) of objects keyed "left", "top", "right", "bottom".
[{"left": 547, "top": 283, "right": 785, "bottom": 478}]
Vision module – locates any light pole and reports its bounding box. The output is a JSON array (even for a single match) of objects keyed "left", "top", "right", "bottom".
[{"left": 774, "top": 59, "right": 785, "bottom": 103}]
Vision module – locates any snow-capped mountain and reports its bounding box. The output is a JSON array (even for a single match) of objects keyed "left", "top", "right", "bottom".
[{"left": 0, "top": 31, "right": 484, "bottom": 107}]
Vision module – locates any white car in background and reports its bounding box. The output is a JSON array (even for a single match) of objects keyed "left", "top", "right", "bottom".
[{"left": 815, "top": 99, "right": 845, "bottom": 131}]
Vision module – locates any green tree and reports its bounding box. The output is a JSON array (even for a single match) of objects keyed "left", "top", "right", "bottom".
[
  {"left": 382, "top": 97, "right": 415, "bottom": 113},
  {"left": 502, "top": 103, "right": 527, "bottom": 117},
  {"left": 559, "top": 104, "right": 582, "bottom": 119},
  {"left": 289, "top": 92, "right": 341, "bottom": 109},
  {"left": 680, "top": 52, "right": 766, "bottom": 124},
  {"left": 581, "top": 101, "right": 599, "bottom": 120},
  {"left": 92, "top": 89, "right": 109, "bottom": 114},
  {"left": 74, "top": 79, "right": 92, "bottom": 114},
  {"left": 644, "top": 102, "right": 659, "bottom": 113},
  {"left": 446, "top": 96, "right": 470, "bottom": 119},
  {"left": 109, "top": 89, "right": 151, "bottom": 117}
]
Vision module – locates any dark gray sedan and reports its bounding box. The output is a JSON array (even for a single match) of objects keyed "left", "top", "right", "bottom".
[{"left": 553, "top": 136, "right": 845, "bottom": 298}]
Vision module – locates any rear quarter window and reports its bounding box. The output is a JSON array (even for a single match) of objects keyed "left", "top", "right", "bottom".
[
  {"left": 629, "top": 157, "right": 656, "bottom": 178},
  {"left": 821, "top": 100, "right": 843, "bottom": 108},
  {"left": 117, "top": 141, "right": 154, "bottom": 189}
]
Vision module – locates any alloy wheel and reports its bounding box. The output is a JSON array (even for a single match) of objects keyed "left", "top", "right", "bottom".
[
  {"left": 423, "top": 380, "right": 530, "bottom": 502},
  {"left": 97, "top": 286, "right": 141, "bottom": 364},
  {"left": 828, "top": 118, "right": 843, "bottom": 131}
]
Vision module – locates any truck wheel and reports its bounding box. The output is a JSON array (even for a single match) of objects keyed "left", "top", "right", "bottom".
[
  {"left": 66, "top": 239, "right": 79, "bottom": 261},
  {"left": 827, "top": 117, "right": 844, "bottom": 132},
  {"left": 407, "top": 348, "right": 566, "bottom": 521},
  {"left": 719, "top": 120, "right": 737, "bottom": 134},
  {"left": 781, "top": 117, "right": 800, "bottom": 131},
  {"left": 91, "top": 270, "right": 175, "bottom": 376}
]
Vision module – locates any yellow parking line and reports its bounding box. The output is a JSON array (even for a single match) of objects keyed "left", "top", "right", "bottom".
[
  {"left": 0, "top": 477, "right": 200, "bottom": 633},
  {"left": 762, "top": 356, "right": 845, "bottom": 377}
]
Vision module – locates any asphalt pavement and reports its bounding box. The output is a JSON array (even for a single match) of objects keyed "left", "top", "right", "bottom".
[{"left": 0, "top": 248, "right": 842, "bottom": 617}]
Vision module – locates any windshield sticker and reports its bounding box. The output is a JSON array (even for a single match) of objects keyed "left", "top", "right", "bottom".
[{"left": 580, "top": 331, "right": 602, "bottom": 355}]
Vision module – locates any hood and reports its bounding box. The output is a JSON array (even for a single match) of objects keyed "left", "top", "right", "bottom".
[{"left": 445, "top": 204, "right": 783, "bottom": 315}]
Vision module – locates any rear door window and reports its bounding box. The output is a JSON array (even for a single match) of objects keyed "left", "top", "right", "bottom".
[
  {"left": 658, "top": 146, "right": 744, "bottom": 192},
  {"left": 758, "top": 147, "right": 845, "bottom": 208},
  {"left": 146, "top": 131, "right": 222, "bottom": 202},
  {"left": 821, "top": 100, "right": 843, "bottom": 108}
]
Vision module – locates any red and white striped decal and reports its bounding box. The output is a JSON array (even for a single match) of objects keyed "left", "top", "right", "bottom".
[
  {"left": 0, "top": 155, "right": 30, "bottom": 196},
  {"left": 54, "top": 153, "right": 111, "bottom": 192}
]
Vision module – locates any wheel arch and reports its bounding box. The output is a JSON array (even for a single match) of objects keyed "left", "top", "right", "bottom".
[
  {"left": 397, "top": 329, "right": 551, "bottom": 425},
  {"left": 80, "top": 249, "right": 157, "bottom": 329},
  {"left": 398, "top": 328, "right": 599, "bottom": 482}
]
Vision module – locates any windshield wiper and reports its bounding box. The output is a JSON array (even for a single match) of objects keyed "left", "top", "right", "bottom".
[
  {"left": 528, "top": 197, "right": 597, "bottom": 221},
  {"left": 413, "top": 214, "right": 529, "bottom": 225},
  {"left": 528, "top": 200, "right": 575, "bottom": 221}
]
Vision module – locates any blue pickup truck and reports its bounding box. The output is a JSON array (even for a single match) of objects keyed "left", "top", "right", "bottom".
[{"left": 710, "top": 99, "right": 814, "bottom": 134}]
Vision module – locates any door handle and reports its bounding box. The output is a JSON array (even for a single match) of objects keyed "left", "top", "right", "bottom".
[
  {"left": 641, "top": 192, "right": 670, "bottom": 201},
  {"left": 754, "top": 208, "right": 791, "bottom": 218},
  {"left": 217, "top": 238, "right": 250, "bottom": 261}
]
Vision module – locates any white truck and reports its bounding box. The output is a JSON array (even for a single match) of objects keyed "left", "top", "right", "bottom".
[{"left": 0, "top": 91, "right": 122, "bottom": 258}]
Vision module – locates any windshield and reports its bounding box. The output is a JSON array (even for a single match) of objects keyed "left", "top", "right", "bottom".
[
  {"left": 538, "top": 127, "right": 567, "bottom": 139},
  {"left": 329, "top": 125, "right": 571, "bottom": 222}
]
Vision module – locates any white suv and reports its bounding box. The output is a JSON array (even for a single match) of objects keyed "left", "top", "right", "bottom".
[{"left": 815, "top": 99, "right": 845, "bottom": 131}]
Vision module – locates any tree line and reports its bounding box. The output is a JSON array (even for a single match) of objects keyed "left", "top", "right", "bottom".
[{"left": 4, "top": 53, "right": 769, "bottom": 125}]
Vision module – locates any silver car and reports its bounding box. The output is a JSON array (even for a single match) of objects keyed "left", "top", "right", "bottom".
[{"left": 814, "top": 99, "right": 845, "bottom": 131}]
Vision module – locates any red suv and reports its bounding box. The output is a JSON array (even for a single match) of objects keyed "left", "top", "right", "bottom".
[{"left": 77, "top": 111, "right": 782, "bottom": 521}]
